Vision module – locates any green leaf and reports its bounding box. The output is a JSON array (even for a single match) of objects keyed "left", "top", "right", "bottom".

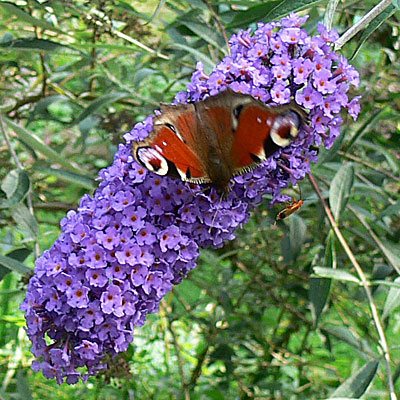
[
  {"left": 383, "top": 277, "right": 400, "bottom": 320},
  {"left": 324, "top": 0, "right": 340, "bottom": 30},
  {"left": 10, "top": 203, "right": 39, "bottom": 240},
  {"left": 375, "top": 201, "right": 400, "bottom": 220},
  {"left": 0, "top": 38, "right": 86, "bottom": 56},
  {"left": 344, "top": 107, "right": 390, "bottom": 153},
  {"left": 0, "top": 98, "right": 17, "bottom": 113},
  {"left": 0, "top": 2, "right": 62, "bottom": 32},
  {"left": 0, "top": 248, "right": 31, "bottom": 281},
  {"left": 372, "top": 280, "right": 400, "bottom": 290},
  {"left": 3, "top": 117, "right": 83, "bottom": 175},
  {"left": 144, "top": 0, "right": 166, "bottom": 25},
  {"left": 6, "top": 248, "right": 31, "bottom": 263},
  {"left": 323, "top": 325, "right": 374, "bottom": 356},
  {"left": 133, "top": 68, "right": 158, "bottom": 88},
  {"left": 329, "top": 164, "right": 354, "bottom": 222},
  {"left": 317, "top": 129, "right": 345, "bottom": 165},
  {"left": 313, "top": 267, "right": 360, "bottom": 284},
  {"left": 169, "top": 43, "right": 216, "bottom": 69},
  {"left": 179, "top": 20, "right": 226, "bottom": 52},
  {"left": 32, "top": 95, "right": 70, "bottom": 119},
  {"left": 351, "top": 5, "right": 396, "bottom": 60},
  {"left": 309, "top": 277, "right": 331, "bottom": 326},
  {"left": 288, "top": 214, "right": 307, "bottom": 259},
  {"left": 392, "top": 0, "right": 400, "bottom": 10},
  {"left": 71, "top": 92, "right": 130, "bottom": 126},
  {"left": 267, "top": 0, "right": 326, "bottom": 22},
  {"left": 35, "top": 167, "right": 95, "bottom": 190},
  {"left": 0, "top": 253, "right": 32, "bottom": 275},
  {"left": 0, "top": 169, "right": 30, "bottom": 209},
  {"left": 16, "top": 370, "right": 33, "bottom": 400},
  {"left": 309, "top": 234, "right": 334, "bottom": 326},
  {"left": 378, "top": 242, "right": 400, "bottom": 274},
  {"left": 228, "top": 1, "right": 281, "bottom": 29},
  {"left": 330, "top": 360, "right": 379, "bottom": 397}
]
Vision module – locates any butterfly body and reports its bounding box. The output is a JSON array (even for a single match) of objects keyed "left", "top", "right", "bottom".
[{"left": 132, "top": 88, "right": 306, "bottom": 193}]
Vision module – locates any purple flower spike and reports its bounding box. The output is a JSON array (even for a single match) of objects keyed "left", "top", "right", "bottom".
[{"left": 21, "top": 13, "right": 360, "bottom": 384}]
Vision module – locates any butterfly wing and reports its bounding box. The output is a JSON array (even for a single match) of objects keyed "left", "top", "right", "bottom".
[
  {"left": 132, "top": 104, "right": 211, "bottom": 184},
  {"left": 230, "top": 99, "right": 305, "bottom": 176},
  {"left": 199, "top": 89, "right": 305, "bottom": 180}
]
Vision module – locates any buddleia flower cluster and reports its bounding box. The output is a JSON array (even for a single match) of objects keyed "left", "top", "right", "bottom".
[{"left": 21, "top": 13, "right": 360, "bottom": 384}]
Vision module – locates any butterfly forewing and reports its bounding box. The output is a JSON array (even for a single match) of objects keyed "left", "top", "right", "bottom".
[
  {"left": 230, "top": 103, "right": 273, "bottom": 171},
  {"left": 133, "top": 109, "right": 210, "bottom": 182}
]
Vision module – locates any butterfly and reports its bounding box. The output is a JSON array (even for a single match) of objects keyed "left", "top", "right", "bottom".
[
  {"left": 132, "top": 88, "right": 306, "bottom": 194},
  {"left": 275, "top": 198, "right": 304, "bottom": 221}
]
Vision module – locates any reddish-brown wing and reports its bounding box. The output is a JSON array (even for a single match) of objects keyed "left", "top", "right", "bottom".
[
  {"left": 230, "top": 103, "right": 274, "bottom": 170},
  {"left": 230, "top": 102, "right": 304, "bottom": 175},
  {"left": 133, "top": 106, "right": 210, "bottom": 183}
]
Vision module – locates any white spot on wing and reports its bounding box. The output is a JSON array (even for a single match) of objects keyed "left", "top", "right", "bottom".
[
  {"left": 137, "top": 147, "right": 169, "bottom": 176},
  {"left": 256, "top": 147, "right": 266, "bottom": 160},
  {"left": 271, "top": 120, "right": 291, "bottom": 147},
  {"left": 175, "top": 130, "right": 185, "bottom": 142},
  {"left": 176, "top": 167, "right": 188, "bottom": 181},
  {"left": 162, "top": 141, "right": 168, "bottom": 146},
  {"left": 257, "top": 117, "right": 262, "bottom": 123},
  {"left": 232, "top": 115, "right": 238, "bottom": 131}
]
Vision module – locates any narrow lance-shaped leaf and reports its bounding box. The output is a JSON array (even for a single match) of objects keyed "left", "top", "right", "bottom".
[
  {"left": 71, "top": 92, "right": 130, "bottom": 126},
  {"left": 351, "top": 5, "right": 396, "bottom": 60},
  {"left": 309, "top": 233, "right": 335, "bottom": 326},
  {"left": 323, "top": 326, "right": 374, "bottom": 357},
  {"left": 10, "top": 203, "right": 39, "bottom": 240},
  {"left": 179, "top": 20, "right": 226, "bottom": 52},
  {"left": 3, "top": 117, "right": 83, "bottom": 175},
  {"left": 0, "top": 2, "right": 63, "bottom": 32},
  {"left": 0, "top": 169, "right": 30, "bottom": 209},
  {"left": 288, "top": 214, "right": 307, "bottom": 260},
  {"left": 34, "top": 167, "right": 95, "bottom": 190},
  {"left": 169, "top": 43, "right": 216, "bottom": 69},
  {"left": 344, "top": 107, "right": 390, "bottom": 153},
  {"left": 383, "top": 277, "right": 400, "bottom": 320},
  {"left": 0, "top": 38, "right": 86, "bottom": 56},
  {"left": 0, "top": 254, "right": 32, "bottom": 275},
  {"left": 329, "top": 163, "right": 354, "bottom": 222},
  {"left": 313, "top": 267, "right": 359, "bottom": 284},
  {"left": 330, "top": 360, "right": 379, "bottom": 397},
  {"left": 324, "top": 0, "right": 340, "bottom": 30},
  {"left": 228, "top": 1, "right": 281, "bottom": 29},
  {"left": 267, "top": 0, "right": 326, "bottom": 21}
]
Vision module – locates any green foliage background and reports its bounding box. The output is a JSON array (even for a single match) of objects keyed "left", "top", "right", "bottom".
[{"left": 0, "top": 0, "right": 399, "bottom": 399}]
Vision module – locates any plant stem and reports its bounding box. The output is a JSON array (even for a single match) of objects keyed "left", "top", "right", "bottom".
[
  {"left": 335, "top": 0, "right": 393, "bottom": 50},
  {"left": 308, "top": 172, "right": 397, "bottom": 400}
]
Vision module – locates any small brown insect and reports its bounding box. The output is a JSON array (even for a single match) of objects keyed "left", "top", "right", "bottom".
[{"left": 275, "top": 199, "right": 304, "bottom": 221}]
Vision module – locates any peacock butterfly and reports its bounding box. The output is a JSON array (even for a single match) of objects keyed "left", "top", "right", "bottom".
[{"left": 132, "top": 88, "right": 306, "bottom": 193}]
